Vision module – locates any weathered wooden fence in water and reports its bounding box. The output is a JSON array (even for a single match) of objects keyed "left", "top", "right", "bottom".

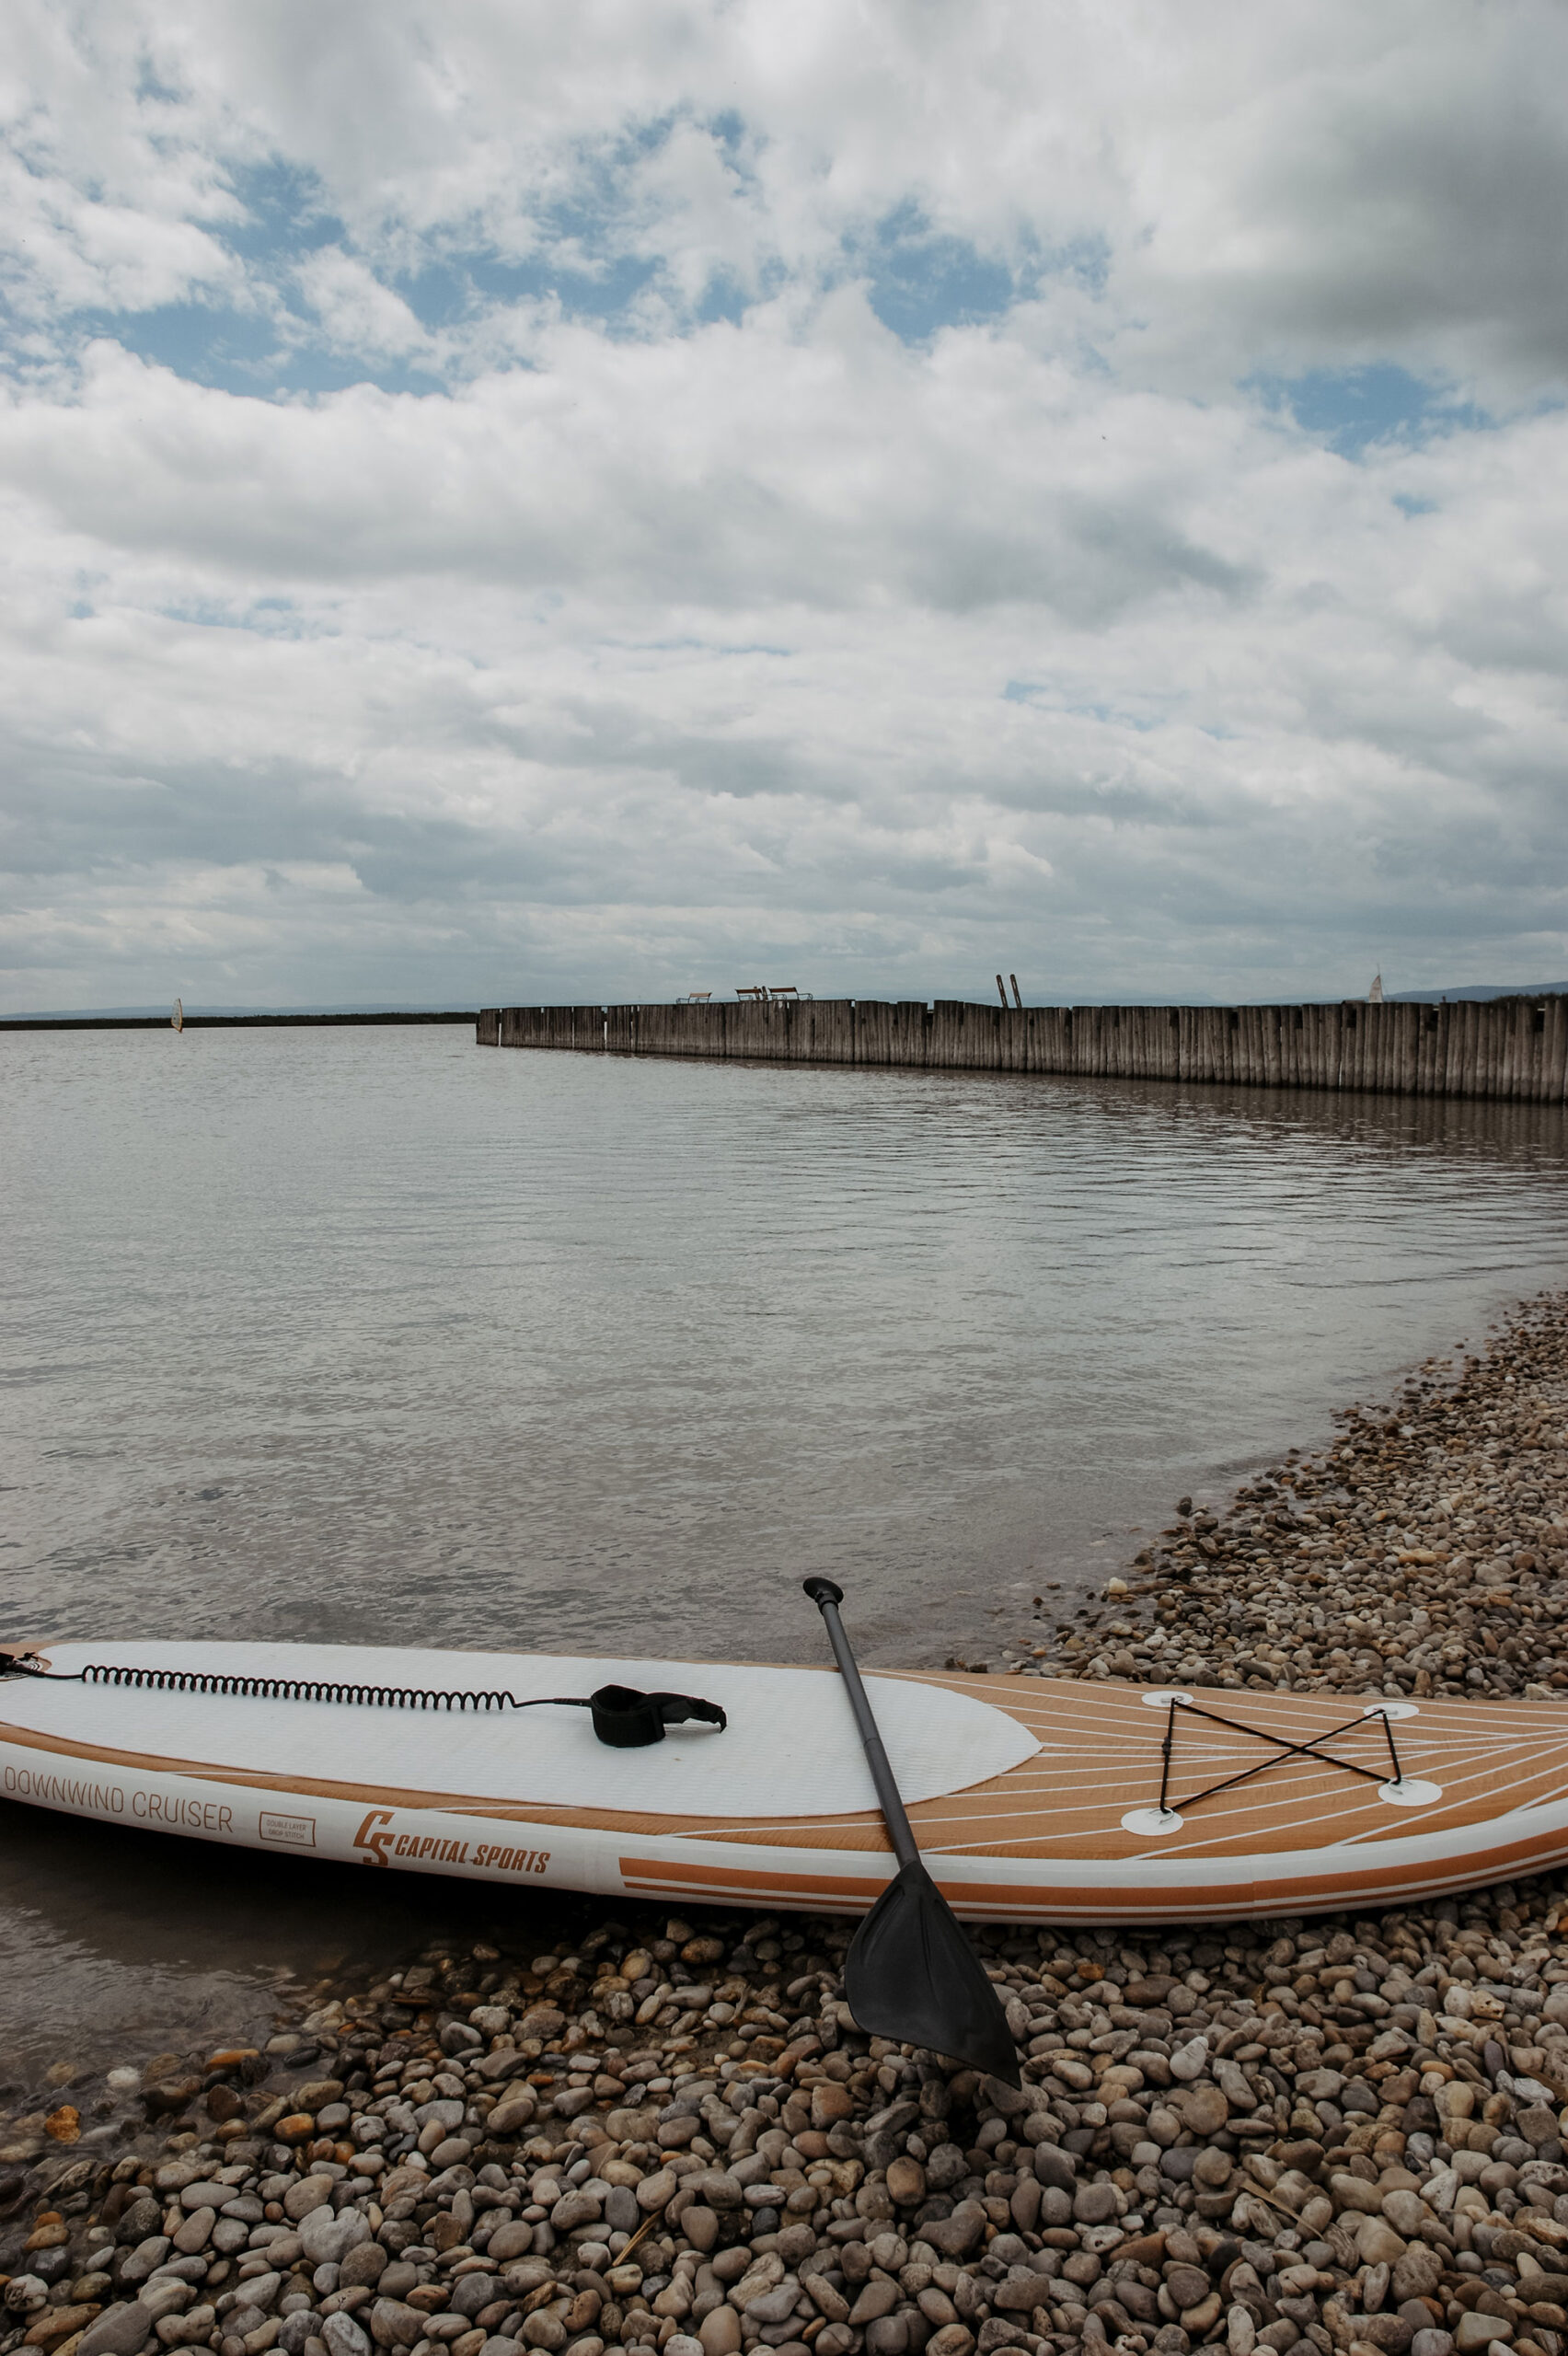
[{"left": 476, "top": 995, "right": 1568, "bottom": 1101}]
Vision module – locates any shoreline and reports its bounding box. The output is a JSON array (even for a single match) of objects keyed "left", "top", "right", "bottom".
[
  {"left": 7, "top": 1300, "right": 1568, "bottom": 2356},
  {"left": 997, "top": 1291, "right": 1568, "bottom": 1700}
]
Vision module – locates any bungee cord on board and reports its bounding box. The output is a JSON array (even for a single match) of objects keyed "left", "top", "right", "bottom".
[{"left": 0, "top": 1652, "right": 726, "bottom": 1750}]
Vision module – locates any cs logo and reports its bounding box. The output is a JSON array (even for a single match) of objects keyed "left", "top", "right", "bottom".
[{"left": 353, "top": 1808, "right": 396, "bottom": 1866}]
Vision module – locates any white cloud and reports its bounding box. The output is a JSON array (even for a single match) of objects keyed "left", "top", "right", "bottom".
[
  {"left": 293, "top": 248, "right": 429, "bottom": 356},
  {"left": 2, "top": 1, "right": 1566, "bottom": 1010}
]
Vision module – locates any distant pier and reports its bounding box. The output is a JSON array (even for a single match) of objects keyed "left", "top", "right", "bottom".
[{"left": 477, "top": 995, "right": 1568, "bottom": 1102}]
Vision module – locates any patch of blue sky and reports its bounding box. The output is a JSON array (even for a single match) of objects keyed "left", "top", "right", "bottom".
[
  {"left": 1004, "top": 681, "right": 1171, "bottom": 733},
  {"left": 17, "top": 112, "right": 785, "bottom": 398},
  {"left": 65, "top": 298, "right": 278, "bottom": 387},
  {"left": 132, "top": 61, "right": 184, "bottom": 105},
  {"left": 0, "top": 148, "right": 452, "bottom": 396},
  {"left": 693, "top": 267, "right": 763, "bottom": 328},
  {"left": 466, "top": 246, "right": 660, "bottom": 326},
  {"left": 1252, "top": 364, "right": 1493, "bottom": 456},
  {"left": 219, "top": 156, "right": 343, "bottom": 261},
  {"left": 856, "top": 202, "right": 1014, "bottom": 341},
  {"left": 386, "top": 259, "right": 471, "bottom": 334},
  {"left": 851, "top": 206, "right": 1108, "bottom": 343},
  {"left": 55, "top": 296, "right": 447, "bottom": 398},
  {"left": 455, "top": 112, "right": 740, "bottom": 329},
  {"left": 1069, "top": 699, "right": 1165, "bottom": 733},
  {"left": 156, "top": 597, "right": 328, "bottom": 638}
]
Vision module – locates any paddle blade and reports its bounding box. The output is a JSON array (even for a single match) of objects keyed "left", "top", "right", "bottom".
[{"left": 845, "top": 1858, "right": 1020, "bottom": 2086}]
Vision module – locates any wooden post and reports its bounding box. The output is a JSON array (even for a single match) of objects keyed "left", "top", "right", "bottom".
[
  {"left": 1389, "top": 1001, "right": 1407, "bottom": 1093},
  {"left": 1507, "top": 998, "right": 1529, "bottom": 1102},
  {"left": 1389, "top": 1001, "right": 1409, "bottom": 1094},
  {"left": 1516, "top": 999, "right": 1544, "bottom": 1097},
  {"left": 1490, "top": 999, "right": 1506, "bottom": 1099},
  {"left": 1431, "top": 1001, "right": 1450, "bottom": 1095},
  {"left": 1340, "top": 1001, "right": 1359, "bottom": 1092},
  {"left": 1479, "top": 999, "right": 1496, "bottom": 1098},
  {"left": 892, "top": 1001, "right": 926, "bottom": 1068},
  {"left": 1497, "top": 994, "right": 1516, "bottom": 1103},
  {"left": 1361, "top": 1001, "right": 1379, "bottom": 1093},
  {"left": 1440, "top": 999, "right": 1469, "bottom": 1097},
  {"left": 1396, "top": 1002, "right": 1416, "bottom": 1095},
  {"left": 1544, "top": 997, "right": 1568, "bottom": 1105},
  {"left": 1433, "top": 1001, "right": 1452, "bottom": 1097}
]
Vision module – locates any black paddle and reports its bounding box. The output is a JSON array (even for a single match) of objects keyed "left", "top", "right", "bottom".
[{"left": 803, "top": 1577, "right": 1020, "bottom": 2087}]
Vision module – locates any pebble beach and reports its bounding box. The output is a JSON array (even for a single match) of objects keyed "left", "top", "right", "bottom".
[{"left": 7, "top": 1298, "right": 1568, "bottom": 2356}]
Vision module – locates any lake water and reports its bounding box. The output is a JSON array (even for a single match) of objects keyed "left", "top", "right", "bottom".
[{"left": 4, "top": 1025, "right": 1568, "bottom": 2099}]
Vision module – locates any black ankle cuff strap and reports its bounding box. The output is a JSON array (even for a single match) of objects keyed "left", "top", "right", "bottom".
[{"left": 588, "top": 1684, "right": 728, "bottom": 1748}]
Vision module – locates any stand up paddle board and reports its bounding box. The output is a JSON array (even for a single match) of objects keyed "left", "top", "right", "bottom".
[{"left": 2, "top": 1638, "right": 1564, "bottom": 1923}]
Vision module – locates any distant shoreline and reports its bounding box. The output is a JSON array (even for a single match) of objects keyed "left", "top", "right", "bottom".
[{"left": 0, "top": 1011, "right": 479, "bottom": 1033}]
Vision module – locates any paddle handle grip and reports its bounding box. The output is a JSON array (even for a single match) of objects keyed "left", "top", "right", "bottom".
[{"left": 803, "top": 1579, "right": 920, "bottom": 1870}]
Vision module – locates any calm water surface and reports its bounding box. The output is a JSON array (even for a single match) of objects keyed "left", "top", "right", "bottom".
[{"left": 4, "top": 1027, "right": 1568, "bottom": 2092}]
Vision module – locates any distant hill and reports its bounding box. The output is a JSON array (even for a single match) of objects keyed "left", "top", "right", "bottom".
[
  {"left": 1386, "top": 984, "right": 1568, "bottom": 1003},
  {"left": 1, "top": 1006, "right": 478, "bottom": 1031},
  {"left": 3, "top": 1002, "right": 476, "bottom": 1021}
]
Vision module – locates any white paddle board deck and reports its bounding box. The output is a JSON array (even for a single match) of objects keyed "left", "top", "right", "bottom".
[{"left": 4, "top": 1640, "right": 1567, "bottom": 1922}]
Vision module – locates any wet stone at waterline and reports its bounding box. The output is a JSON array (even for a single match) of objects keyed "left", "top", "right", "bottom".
[{"left": 2, "top": 1867, "right": 1568, "bottom": 2356}]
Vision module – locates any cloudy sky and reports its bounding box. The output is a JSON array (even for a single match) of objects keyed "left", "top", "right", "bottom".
[{"left": 3, "top": 0, "right": 1566, "bottom": 1011}]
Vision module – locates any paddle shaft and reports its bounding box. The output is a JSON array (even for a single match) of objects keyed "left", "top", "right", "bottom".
[{"left": 803, "top": 1579, "right": 919, "bottom": 1871}]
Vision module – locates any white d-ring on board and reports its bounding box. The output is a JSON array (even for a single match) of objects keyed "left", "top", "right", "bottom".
[
  {"left": 1122, "top": 1806, "right": 1185, "bottom": 1835},
  {"left": 1141, "top": 1690, "right": 1193, "bottom": 1708},
  {"left": 1378, "top": 1777, "right": 1443, "bottom": 1807},
  {"left": 1363, "top": 1701, "right": 1420, "bottom": 1720}
]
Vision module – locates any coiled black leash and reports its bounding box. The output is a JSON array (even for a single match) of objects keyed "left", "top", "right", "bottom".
[{"left": 0, "top": 1653, "right": 725, "bottom": 1750}]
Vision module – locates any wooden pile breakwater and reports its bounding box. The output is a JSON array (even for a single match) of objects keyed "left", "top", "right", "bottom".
[{"left": 476, "top": 994, "right": 1568, "bottom": 1102}]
